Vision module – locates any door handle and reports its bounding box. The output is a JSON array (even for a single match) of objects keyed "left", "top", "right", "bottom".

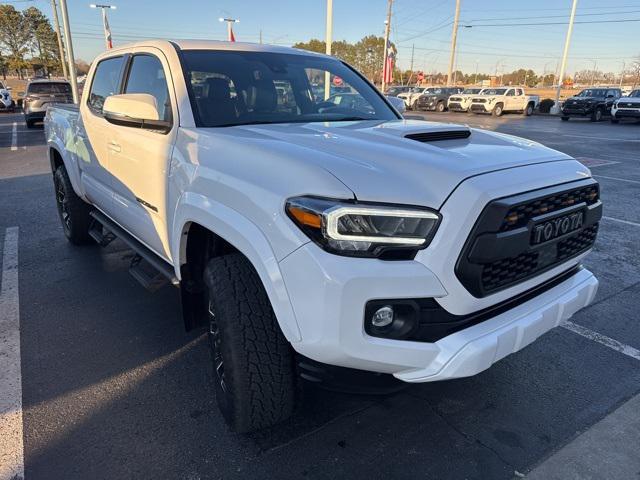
[{"left": 107, "top": 141, "right": 121, "bottom": 153}]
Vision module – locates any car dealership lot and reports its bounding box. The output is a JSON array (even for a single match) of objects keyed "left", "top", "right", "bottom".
[{"left": 1, "top": 111, "right": 639, "bottom": 479}]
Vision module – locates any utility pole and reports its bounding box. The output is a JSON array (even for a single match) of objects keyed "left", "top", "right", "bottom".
[
  {"left": 552, "top": 0, "right": 578, "bottom": 114},
  {"left": 473, "top": 60, "right": 479, "bottom": 85},
  {"left": 446, "top": 0, "right": 461, "bottom": 86},
  {"left": 50, "top": 0, "right": 68, "bottom": 78},
  {"left": 381, "top": 0, "right": 393, "bottom": 93},
  {"left": 259, "top": 29, "right": 263, "bottom": 44},
  {"left": 58, "top": 0, "right": 78, "bottom": 103},
  {"left": 324, "top": 0, "right": 333, "bottom": 99},
  {"left": 619, "top": 61, "right": 625, "bottom": 87},
  {"left": 410, "top": 43, "right": 415, "bottom": 74},
  {"left": 90, "top": 4, "right": 116, "bottom": 49}
]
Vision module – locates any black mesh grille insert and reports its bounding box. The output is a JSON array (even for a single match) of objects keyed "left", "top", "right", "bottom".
[
  {"left": 405, "top": 130, "right": 471, "bottom": 142},
  {"left": 455, "top": 180, "right": 602, "bottom": 297}
]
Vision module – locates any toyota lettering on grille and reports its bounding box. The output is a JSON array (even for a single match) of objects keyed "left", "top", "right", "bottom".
[{"left": 532, "top": 211, "right": 584, "bottom": 245}]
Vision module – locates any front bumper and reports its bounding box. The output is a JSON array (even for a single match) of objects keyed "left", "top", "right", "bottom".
[
  {"left": 562, "top": 105, "right": 595, "bottom": 116},
  {"left": 470, "top": 103, "right": 490, "bottom": 113},
  {"left": 448, "top": 102, "right": 467, "bottom": 112},
  {"left": 279, "top": 241, "right": 597, "bottom": 382},
  {"left": 613, "top": 108, "right": 640, "bottom": 118}
]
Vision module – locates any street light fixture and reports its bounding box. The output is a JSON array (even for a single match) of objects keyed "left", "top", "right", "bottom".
[{"left": 219, "top": 17, "right": 239, "bottom": 42}]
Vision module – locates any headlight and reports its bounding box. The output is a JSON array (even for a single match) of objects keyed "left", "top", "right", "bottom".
[{"left": 285, "top": 196, "right": 440, "bottom": 258}]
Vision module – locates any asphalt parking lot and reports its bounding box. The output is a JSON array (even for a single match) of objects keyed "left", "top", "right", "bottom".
[{"left": 1, "top": 110, "right": 639, "bottom": 480}]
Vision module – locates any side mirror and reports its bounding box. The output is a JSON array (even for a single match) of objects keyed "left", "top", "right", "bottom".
[
  {"left": 103, "top": 93, "right": 170, "bottom": 133},
  {"left": 386, "top": 95, "right": 406, "bottom": 114}
]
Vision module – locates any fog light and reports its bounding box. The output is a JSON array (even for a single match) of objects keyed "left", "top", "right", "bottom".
[{"left": 371, "top": 306, "right": 394, "bottom": 327}]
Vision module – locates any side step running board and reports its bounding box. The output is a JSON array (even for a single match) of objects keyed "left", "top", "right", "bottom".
[{"left": 89, "top": 210, "right": 179, "bottom": 291}]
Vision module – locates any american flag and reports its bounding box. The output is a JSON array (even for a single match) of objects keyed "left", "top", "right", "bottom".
[{"left": 382, "top": 39, "right": 396, "bottom": 84}]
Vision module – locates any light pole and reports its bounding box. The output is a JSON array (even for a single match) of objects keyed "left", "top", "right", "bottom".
[
  {"left": 90, "top": 4, "right": 116, "bottom": 50},
  {"left": 58, "top": 0, "right": 78, "bottom": 103},
  {"left": 324, "top": 0, "right": 333, "bottom": 99},
  {"left": 219, "top": 18, "right": 239, "bottom": 41},
  {"left": 473, "top": 59, "right": 479, "bottom": 85},
  {"left": 551, "top": 0, "right": 578, "bottom": 115},
  {"left": 381, "top": 0, "right": 393, "bottom": 94},
  {"left": 50, "top": 0, "right": 68, "bottom": 78}
]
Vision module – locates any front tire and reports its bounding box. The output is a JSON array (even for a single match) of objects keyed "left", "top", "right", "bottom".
[
  {"left": 611, "top": 117, "right": 619, "bottom": 124},
  {"left": 591, "top": 108, "right": 603, "bottom": 122},
  {"left": 436, "top": 101, "right": 445, "bottom": 112},
  {"left": 53, "top": 165, "right": 93, "bottom": 245},
  {"left": 492, "top": 103, "right": 504, "bottom": 116},
  {"left": 561, "top": 116, "right": 569, "bottom": 121},
  {"left": 203, "top": 253, "right": 296, "bottom": 433}
]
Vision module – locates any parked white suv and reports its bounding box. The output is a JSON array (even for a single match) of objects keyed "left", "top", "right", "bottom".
[
  {"left": 469, "top": 87, "right": 540, "bottom": 116},
  {"left": 398, "top": 86, "right": 435, "bottom": 110},
  {"left": 45, "top": 41, "right": 601, "bottom": 432}
]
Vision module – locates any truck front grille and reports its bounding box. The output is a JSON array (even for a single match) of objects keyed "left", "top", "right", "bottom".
[{"left": 455, "top": 180, "right": 602, "bottom": 297}]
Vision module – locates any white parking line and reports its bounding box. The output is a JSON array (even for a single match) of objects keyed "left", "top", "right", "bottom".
[
  {"left": 11, "top": 122, "right": 17, "bottom": 151},
  {"left": 562, "top": 321, "right": 640, "bottom": 362},
  {"left": 603, "top": 216, "right": 640, "bottom": 228},
  {"left": 594, "top": 175, "right": 640, "bottom": 185},
  {"left": 0, "top": 227, "right": 23, "bottom": 480}
]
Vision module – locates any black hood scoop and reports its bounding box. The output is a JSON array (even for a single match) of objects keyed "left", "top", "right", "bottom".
[{"left": 405, "top": 129, "right": 471, "bottom": 143}]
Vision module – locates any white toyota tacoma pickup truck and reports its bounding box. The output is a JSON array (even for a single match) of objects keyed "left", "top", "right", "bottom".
[
  {"left": 45, "top": 40, "right": 601, "bottom": 433},
  {"left": 469, "top": 87, "right": 540, "bottom": 116}
]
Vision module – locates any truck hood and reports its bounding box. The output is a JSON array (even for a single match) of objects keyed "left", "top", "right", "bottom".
[{"left": 209, "top": 119, "right": 573, "bottom": 208}]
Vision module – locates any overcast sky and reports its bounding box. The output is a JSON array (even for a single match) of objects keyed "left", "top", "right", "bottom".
[{"left": 17, "top": 0, "right": 640, "bottom": 75}]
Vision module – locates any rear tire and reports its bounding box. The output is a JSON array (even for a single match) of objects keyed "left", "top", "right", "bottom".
[
  {"left": 53, "top": 165, "right": 93, "bottom": 245},
  {"left": 203, "top": 253, "right": 296, "bottom": 433},
  {"left": 561, "top": 116, "right": 569, "bottom": 121},
  {"left": 492, "top": 103, "right": 504, "bottom": 117},
  {"left": 611, "top": 117, "right": 619, "bottom": 124},
  {"left": 523, "top": 103, "right": 534, "bottom": 116},
  {"left": 436, "top": 101, "right": 445, "bottom": 112}
]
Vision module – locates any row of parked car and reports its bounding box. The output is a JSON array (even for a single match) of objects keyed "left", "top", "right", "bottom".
[{"left": 385, "top": 84, "right": 640, "bottom": 123}]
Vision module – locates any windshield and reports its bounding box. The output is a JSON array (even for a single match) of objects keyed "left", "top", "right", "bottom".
[
  {"left": 628, "top": 90, "right": 640, "bottom": 97},
  {"left": 462, "top": 88, "right": 481, "bottom": 94},
  {"left": 481, "top": 88, "right": 506, "bottom": 95},
  {"left": 181, "top": 50, "right": 397, "bottom": 127},
  {"left": 576, "top": 89, "right": 606, "bottom": 97},
  {"left": 27, "top": 82, "right": 71, "bottom": 94}
]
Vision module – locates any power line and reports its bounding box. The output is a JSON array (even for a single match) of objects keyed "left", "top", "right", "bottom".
[{"left": 464, "top": 18, "right": 640, "bottom": 27}]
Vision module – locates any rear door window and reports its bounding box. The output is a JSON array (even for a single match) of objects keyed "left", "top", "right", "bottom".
[{"left": 88, "top": 56, "right": 125, "bottom": 115}]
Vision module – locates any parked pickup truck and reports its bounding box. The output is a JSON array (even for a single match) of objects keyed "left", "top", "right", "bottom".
[
  {"left": 447, "top": 87, "right": 485, "bottom": 112},
  {"left": 561, "top": 88, "right": 622, "bottom": 122},
  {"left": 45, "top": 40, "right": 602, "bottom": 433},
  {"left": 611, "top": 89, "right": 640, "bottom": 123},
  {"left": 469, "top": 87, "right": 540, "bottom": 116}
]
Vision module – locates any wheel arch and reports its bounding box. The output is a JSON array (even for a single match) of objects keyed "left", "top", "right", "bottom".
[
  {"left": 172, "top": 193, "right": 302, "bottom": 342},
  {"left": 47, "top": 144, "right": 83, "bottom": 198}
]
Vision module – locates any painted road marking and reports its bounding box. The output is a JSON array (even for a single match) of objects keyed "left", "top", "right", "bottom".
[
  {"left": 603, "top": 216, "right": 640, "bottom": 228},
  {"left": 10, "top": 122, "right": 17, "bottom": 151},
  {"left": 563, "top": 134, "right": 640, "bottom": 143},
  {"left": 0, "top": 227, "right": 23, "bottom": 480},
  {"left": 594, "top": 175, "right": 640, "bottom": 185},
  {"left": 562, "top": 321, "right": 640, "bottom": 362},
  {"left": 577, "top": 157, "right": 620, "bottom": 168}
]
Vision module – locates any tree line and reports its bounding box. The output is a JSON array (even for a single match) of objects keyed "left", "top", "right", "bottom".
[{"left": 0, "top": 5, "right": 62, "bottom": 79}]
